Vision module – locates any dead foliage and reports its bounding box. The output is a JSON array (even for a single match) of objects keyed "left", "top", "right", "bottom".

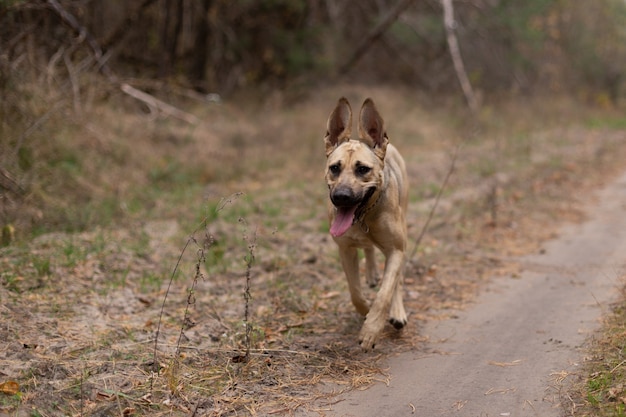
[{"left": 1, "top": 90, "right": 626, "bottom": 416}]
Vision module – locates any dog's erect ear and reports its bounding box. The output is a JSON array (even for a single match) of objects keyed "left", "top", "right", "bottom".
[
  {"left": 324, "top": 97, "right": 352, "bottom": 156},
  {"left": 358, "top": 98, "right": 389, "bottom": 160}
]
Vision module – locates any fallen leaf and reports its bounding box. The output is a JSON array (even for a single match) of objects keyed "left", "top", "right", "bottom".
[
  {"left": 488, "top": 359, "right": 523, "bottom": 367},
  {"left": 320, "top": 291, "right": 340, "bottom": 299},
  {"left": 96, "top": 390, "right": 115, "bottom": 400},
  {"left": 608, "top": 384, "right": 624, "bottom": 400},
  {"left": 0, "top": 380, "right": 20, "bottom": 395}
]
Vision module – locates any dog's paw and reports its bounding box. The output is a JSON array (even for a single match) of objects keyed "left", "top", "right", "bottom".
[
  {"left": 366, "top": 272, "right": 380, "bottom": 289},
  {"left": 389, "top": 298, "right": 408, "bottom": 329},
  {"left": 359, "top": 318, "right": 385, "bottom": 351},
  {"left": 389, "top": 317, "right": 407, "bottom": 330},
  {"left": 358, "top": 332, "right": 378, "bottom": 351}
]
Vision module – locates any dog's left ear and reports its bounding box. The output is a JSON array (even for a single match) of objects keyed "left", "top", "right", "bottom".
[
  {"left": 324, "top": 97, "right": 353, "bottom": 156},
  {"left": 358, "top": 98, "right": 388, "bottom": 160}
]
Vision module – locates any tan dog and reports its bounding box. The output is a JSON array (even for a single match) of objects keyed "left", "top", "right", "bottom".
[{"left": 324, "top": 97, "right": 409, "bottom": 350}]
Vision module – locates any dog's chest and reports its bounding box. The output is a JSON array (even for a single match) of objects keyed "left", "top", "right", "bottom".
[{"left": 333, "top": 223, "right": 376, "bottom": 247}]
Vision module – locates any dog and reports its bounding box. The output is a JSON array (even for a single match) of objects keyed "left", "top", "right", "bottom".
[{"left": 324, "top": 97, "right": 409, "bottom": 350}]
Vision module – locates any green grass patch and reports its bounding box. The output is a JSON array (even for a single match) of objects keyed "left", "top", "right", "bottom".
[{"left": 585, "top": 116, "right": 626, "bottom": 130}]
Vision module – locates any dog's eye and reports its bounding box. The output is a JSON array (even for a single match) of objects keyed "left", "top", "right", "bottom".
[
  {"left": 356, "top": 165, "right": 371, "bottom": 176},
  {"left": 329, "top": 164, "right": 341, "bottom": 175}
]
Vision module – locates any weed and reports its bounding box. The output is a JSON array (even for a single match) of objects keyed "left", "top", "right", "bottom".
[
  {"left": 152, "top": 192, "right": 244, "bottom": 373},
  {"left": 32, "top": 255, "right": 51, "bottom": 277},
  {"left": 1, "top": 272, "right": 19, "bottom": 292},
  {"left": 129, "top": 230, "right": 151, "bottom": 259},
  {"left": 0, "top": 393, "right": 22, "bottom": 410},
  {"left": 62, "top": 239, "right": 87, "bottom": 267},
  {"left": 89, "top": 231, "right": 107, "bottom": 254},
  {"left": 139, "top": 272, "right": 163, "bottom": 293}
]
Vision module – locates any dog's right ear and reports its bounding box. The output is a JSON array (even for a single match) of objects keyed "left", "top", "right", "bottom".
[{"left": 324, "top": 97, "right": 352, "bottom": 156}]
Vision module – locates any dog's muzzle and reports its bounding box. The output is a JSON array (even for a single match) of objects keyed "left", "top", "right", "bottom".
[{"left": 329, "top": 186, "right": 377, "bottom": 237}]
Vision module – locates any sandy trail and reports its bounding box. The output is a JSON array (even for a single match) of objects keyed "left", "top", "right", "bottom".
[{"left": 305, "top": 171, "right": 626, "bottom": 417}]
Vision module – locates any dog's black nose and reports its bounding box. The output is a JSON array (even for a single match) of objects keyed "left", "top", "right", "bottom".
[{"left": 331, "top": 187, "right": 359, "bottom": 207}]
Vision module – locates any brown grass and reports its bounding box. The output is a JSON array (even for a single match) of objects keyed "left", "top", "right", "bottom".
[{"left": 1, "top": 85, "right": 626, "bottom": 415}]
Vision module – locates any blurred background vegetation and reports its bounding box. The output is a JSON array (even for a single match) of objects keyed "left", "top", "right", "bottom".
[
  {"left": 2, "top": 0, "right": 623, "bottom": 95},
  {"left": 1, "top": 0, "right": 625, "bottom": 240},
  {"left": 2, "top": 0, "right": 625, "bottom": 94}
]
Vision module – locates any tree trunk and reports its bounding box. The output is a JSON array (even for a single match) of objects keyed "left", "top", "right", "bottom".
[
  {"left": 189, "top": 0, "right": 211, "bottom": 92},
  {"left": 442, "top": 0, "right": 479, "bottom": 112},
  {"left": 159, "top": 0, "right": 183, "bottom": 78}
]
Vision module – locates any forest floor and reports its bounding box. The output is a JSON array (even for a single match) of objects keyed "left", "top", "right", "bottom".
[{"left": 1, "top": 85, "right": 626, "bottom": 416}]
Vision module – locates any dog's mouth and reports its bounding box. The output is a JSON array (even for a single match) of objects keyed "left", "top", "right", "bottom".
[{"left": 330, "top": 187, "right": 376, "bottom": 237}]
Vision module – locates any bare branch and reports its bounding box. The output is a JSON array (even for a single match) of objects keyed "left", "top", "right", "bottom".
[
  {"left": 64, "top": 50, "right": 81, "bottom": 114},
  {"left": 339, "top": 0, "right": 415, "bottom": 74},
  {"left": 46, "top": 0, "right": 199, "bottom": 124},
  {"left": 0, "top": 168, "right": 25, "bottom": 195},
  {"left": 101, "top": 0, "right": 159, "bottom": 52},
  {"left": 47, "top": 0, "right": 114, "bottom": 80},
  {"left": 120, "top": 84, "right": 199, "bottom": 124}
]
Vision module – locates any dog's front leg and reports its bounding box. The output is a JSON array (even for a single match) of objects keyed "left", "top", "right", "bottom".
[
  {"left": 359, "top": 249, "right": 404, "bottom": 350},
  {"left": 364, "top": 246, "right": 380, "bottom": 288},
  {"left": 338, "top": 245, "right": 370, "bottom": 316}
]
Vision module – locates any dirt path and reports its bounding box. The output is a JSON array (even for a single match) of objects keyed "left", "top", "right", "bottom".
[{"left": 303, "top": 171, "right": 626, "bottom": 417}]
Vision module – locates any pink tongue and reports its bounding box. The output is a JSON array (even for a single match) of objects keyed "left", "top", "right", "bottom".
[{"left": 330, "top": 206, "right": 358, "bottom": 237}]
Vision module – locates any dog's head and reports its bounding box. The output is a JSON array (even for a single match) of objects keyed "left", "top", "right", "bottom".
[{"left": 324, "top": 97, "right": 389, "bottom": 237}]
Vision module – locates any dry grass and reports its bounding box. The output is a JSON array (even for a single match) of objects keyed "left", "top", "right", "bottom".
[
  {"left": 1, "top": 85, "right": 626, "bottom": 416},
  {"left": 565, "top": 280, "right": 626, "bottom": 417}
]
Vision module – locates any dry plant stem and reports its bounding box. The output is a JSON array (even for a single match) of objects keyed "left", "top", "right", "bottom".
[
  {"left": 152, "top": 193, "right": 244, "bottom": 377},
  {"left": 240, "top": 218, "right": 257, "bottom": 362},
  {"left": 80, "top": 362, "right": 85, "bottom": 417},
  {"left": 175, "top": 245, "right": 207, "bottom": 356},
  {"left": 409, "top": 141, "right": 461, "bottom": 263},
  {"left": 152, "top": 236, "right": 191, "bottom": 375}
]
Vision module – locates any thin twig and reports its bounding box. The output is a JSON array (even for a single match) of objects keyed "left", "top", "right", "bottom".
[{"left": 408, "top": 141, "right": 461, "bottom": 263}]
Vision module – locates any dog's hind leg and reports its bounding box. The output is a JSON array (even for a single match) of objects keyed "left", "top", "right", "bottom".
[
  {"left": 364, "top": 246, "right": 380, "bottom": 288},
  {"left": 389, "top": 276, "right": 407, "bottom": 329},
  {"left": 339, "top": 246, "right": 370, "bottom": 316}
]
